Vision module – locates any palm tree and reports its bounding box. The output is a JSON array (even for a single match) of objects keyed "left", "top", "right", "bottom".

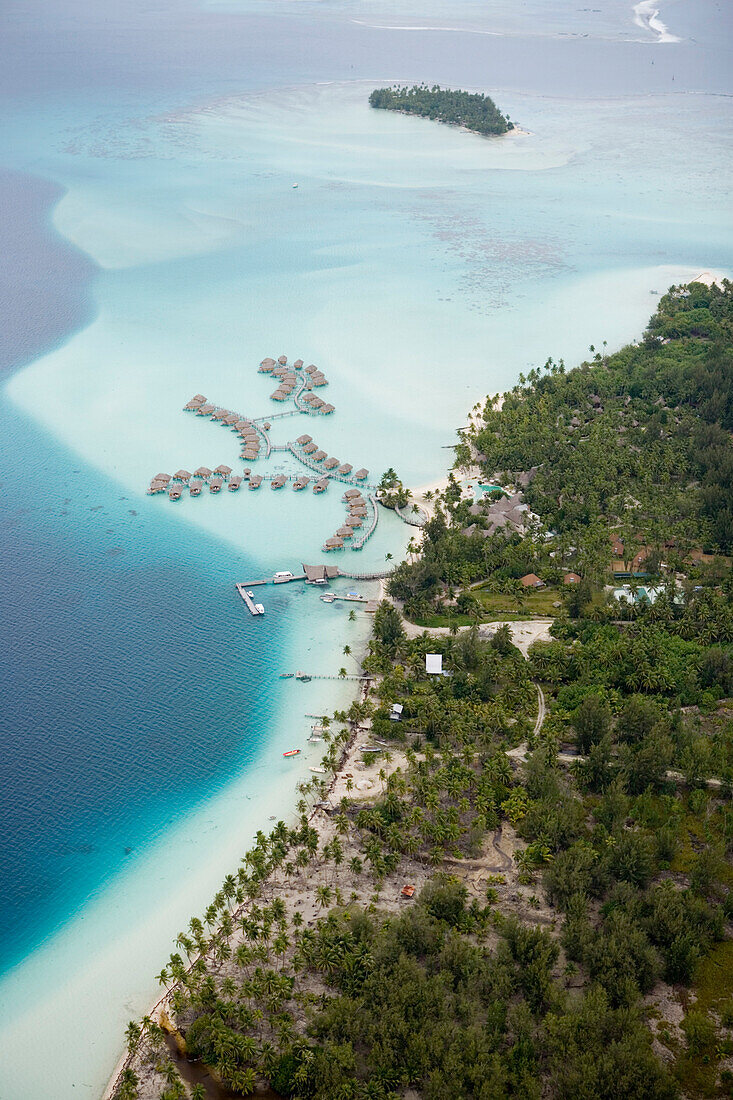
[{"left": 315, "top": 884, "right": 333, "bottom": 910}]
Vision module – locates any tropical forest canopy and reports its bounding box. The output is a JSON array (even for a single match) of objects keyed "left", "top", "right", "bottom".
[{"left": 369, "top": 84, "right": 513, "bottom": 136}]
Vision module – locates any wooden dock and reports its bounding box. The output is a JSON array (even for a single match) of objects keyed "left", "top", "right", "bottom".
[{"left": 235, "top": 583, "right": 264, "bottom": 615}]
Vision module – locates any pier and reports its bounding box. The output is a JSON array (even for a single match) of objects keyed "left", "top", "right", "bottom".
[{"left": 235, "top": 584, "right": 264, "bottom": 615}]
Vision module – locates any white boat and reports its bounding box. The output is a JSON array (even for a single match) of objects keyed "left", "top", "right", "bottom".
[
  {"left": 255, "top": 603, "right": 265, "bottom": 614},
  {"left": 309, "top": 766, "right": 326, "bottom": 774},
  {"left": 273, "top": 570, "right": 295, "bottom": 583},
  {"left": 247, "top": 590, "right": 255, "bottom": 598},
  {"left": 292, "top": 183, "right": 299, "bottom": 189}
]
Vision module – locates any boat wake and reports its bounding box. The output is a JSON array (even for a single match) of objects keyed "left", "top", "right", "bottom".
[{"left": 632, "top": 0, "right": 681, "bottom": 43}]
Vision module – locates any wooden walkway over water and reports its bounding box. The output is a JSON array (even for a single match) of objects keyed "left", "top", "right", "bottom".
[{"left": 235, "top": 583, "right": 264, "bottom": 615}]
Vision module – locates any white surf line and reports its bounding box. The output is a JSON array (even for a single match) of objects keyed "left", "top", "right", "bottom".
[
  {"left": 632, "top": 0, "right": 681, "bottom": 43},
  {"left": 350, "top": 19, "right": 502, "bottom": 36}
]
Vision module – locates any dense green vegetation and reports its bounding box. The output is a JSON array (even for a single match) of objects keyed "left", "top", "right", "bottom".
[
  {"left": 115, "top": 284, "right": 733, "bottom": 1100},
  {"left": 369, "top": 85, "right": 513, "bottom": 137}
]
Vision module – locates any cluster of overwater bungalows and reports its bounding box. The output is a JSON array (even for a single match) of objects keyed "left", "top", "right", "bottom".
[
  {"left": 259, "top": 355, "right": 334, "bottom": 414},
  {"left": 293, "top": 434, "right": 369, "bottom": 484},
  {"left": 182, "top": 392, "right": 266, "bottom": 462},
  {"left": 323, "top": 487, "right": 370, "bottom": 551}
]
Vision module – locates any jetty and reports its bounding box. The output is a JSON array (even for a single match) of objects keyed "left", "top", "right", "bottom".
[{"left": 235, "top": 584, "right": 264, "bottom": 616}]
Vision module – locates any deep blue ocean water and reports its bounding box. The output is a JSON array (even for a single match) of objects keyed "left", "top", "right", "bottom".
[{"left": 0, "top": 402, "right": 282, "bottom": 973}]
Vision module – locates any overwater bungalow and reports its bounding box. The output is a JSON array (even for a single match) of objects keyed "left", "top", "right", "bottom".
[
  {"left": 313, "top": 479, "right": 329, "bottom": 493},
  {"left": 337, "top": 463, "right": 353, "bottom": 476},
  {"left": 263, "top": 422, "right": 271, "bottom": 430},
  {"left": 337, "top": 525, "right": 353, "bottom": 538},
  {"left": 154, "top": 473, "right": 172, "bottom": 484},
  {"left": 310, "top": 397, "right": 325, "bottom": 410},
  {"left": 148, "top": 481, "right": 167, "bottom": 495},
  {"left": 296, "top": 434, "right": 312, "bottom": 446},
  {"left": 249, "top": 475, "right": 263, "bottom": 489},
  {"left": 228, "top": 475, "right": 243, "bottom": 491},
  {"left": 173, "top": 468, "right": 192, "bottom": 481},
  {"left": 189, "top": 479, "right": 203, "bottom": 496},
  {"left": 303, "top": 442, "right": 318, "bottom": 455},
  {"left": 294, "top": 358, "right": 304, "bottom": 368},
  {"left": 346, "top": 515, "right": 363, "bottom": 527},
  {"left": 214, "top": 464, "right": 232, "bottom": 477},
  {"left": 235, "top": 419, "right": 250, "bottom": 431},
  {"left": 312, "top": 374, "right": 327, "bottom": 387},
  {"left": 212, "top": 408, "right": 229, "bottom": 420},
  {"left": 184, "top": 399, "right": 203, "bottom": 411},
  {"left": 242, "top": 447, "right": 259, "bottom": 459},
  {"left": 197, "top": 404, "right": 215, "bottom": 416},
  {"left": 243, "top": 467, "right": 251, "bottom": 477},
  {"left": 301, "top": 393, "right": 315, "bottom": 404},
  {"left": 191, "top": 393, "right": 206, "bottom": 403},
  {"left": 209, "top": 477, "right": 224, "bottom": 493},
  {"left": 271, "top": 475, "right": 287, "bottom": 489},
  {"left": 168, "top": 485, "right": 183, "bottom": 500},
  {"left": 324, "top": 457, "right": 339, "bottom": 470},
  {"left": 305, "top": 364, "right": 317, "bottom": 374},
  {"left": 194, "top": 466, "right": 213, "bottom": 479},
  {"left": 344, "top": 488, "right": 361, "bottom": 499},
  {"left": 354, "top": 468, "right": 369, "bottom": 480},
  {"left": 278, "top": 355, "right": 288, "bottom": 365},
  {"left": 350, "top": 505, "right": 367, "bottom": 516},
  {"left": 313, "top": 450, "right": 327, "bottom": 463},
  {"left": 293, "top": 477, "right": 309, "bottom": 490},
  {"left": 224, "top": 413, "right": 240, "bottom": 425},
  {"left": 259, "top": 357, "right": 276, "bottom": 370},
  {"left": 321, "top": 403, "right": 335, "bottom": 414},
  {"left": 270, "top": 390, "right": 288, "bottom": 401},
  {"left": 323, "top": 537, "right": 344, "bottom": 550}
]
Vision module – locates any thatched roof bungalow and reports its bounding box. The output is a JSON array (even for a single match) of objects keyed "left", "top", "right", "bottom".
[
  {"left": 296, "top": 434, "right": 313, "bottom": 445},
  {"left": 354, "top": 468, "right": 368, "bottom": 480},
  {"left": 303, "top": 443, "right": 318, "bottom": 455},
  {"left": 194, "top": 466, "right": 213, "bottom": 479},
  {"left": 168, "top": 486, "right": 183, "bottom": 500},
  {"left": 313, "top": 479, "right": 329, "bottom": 493},
  {"left": 228, "top": 476, "right": 243, "bottom": 490},
  {"left": 249, "top": 475, "right": 263, "bottom": 489},
  {"left": 337, "top": 463, "right": 352, "bottom": 476},
  {"left": 278, "top": 355, "right": 288, "bottom": 365},
  {"left": 174, "top": 469, "right": 192, "bottom": 481},
  {"left": 271, "top": 475, "right": 287, "bottom": 489},
  {"left": 337, "top": 526, "right": 353, "bottom": 538},
  {"left": 214, "top": 464, "right": 232, "bottom": 477},
  {"left": 259, "top": 357, "right": 276, "bottom": 370},
  {"left": 323, "top": 537, "right": 343, "bottom": 550},
  {"left": 154, "top": 473, "right": 172, "bottom": 484},
  {"left": 344, "top": 488, "right": 361, "bottom": 499},
  {"left": 313, "top": 450, "right": 327, "bottom": 463},
  {"left": 209, "top": 477, "right": 224, "bottom": 493},
  {"left": 324, "top": 457, "right": 339, "bottom": 470},
  {"left": 305, "top": 364, "right": 317, "bottom": 374},
  {"left": 189, "top": 480, "right": 203, "bottom": 496},
  {"left": 294, "top": 359, "right": 304, "bottom": 369},
  {"left": 345, "top": 515, "right": 363, "bottom": 527},
  {"left": 321, "top": 404, "right": 335, "bottom": 414},
  {"left": 197, "top": 404, "right": 215, "bottom": 416}
]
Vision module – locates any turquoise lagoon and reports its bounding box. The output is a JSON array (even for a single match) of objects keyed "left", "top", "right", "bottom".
[{"left": 0, "top": 1, "right": 731, "bottom": 1096}]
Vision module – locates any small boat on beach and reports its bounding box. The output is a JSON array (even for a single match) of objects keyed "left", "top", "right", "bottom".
[
  {"left": 283, "top": 749, "right": 301, "bottom": 757},
  {"left": 309, "top": 767, "right": 326, "bottom": 774}
]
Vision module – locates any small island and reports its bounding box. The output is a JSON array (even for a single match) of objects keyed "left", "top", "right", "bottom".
[{"left": 369, "top": 83, "right": 513, "bottom": 136}]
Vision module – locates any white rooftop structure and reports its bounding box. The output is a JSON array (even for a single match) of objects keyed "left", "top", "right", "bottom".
[{"left": 425, "top": 653, "right": 443, "bottom": 675}]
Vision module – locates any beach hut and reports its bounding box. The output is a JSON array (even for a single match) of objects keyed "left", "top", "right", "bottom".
[
  {"left": 278, "top": 355, "right": 287, "bottom": 365},
  {"left": 228, "top": 475, "right": 243, "bottom": 491},
  {"left": 344, "top": 488, "right": 361, "bottom": 499},
  {"left": 320, "top": 403, "right": 335, "bottom": 414},
  {"left": 337, "top": 526, "right": 353, "bottom": 538},
  {"left": 209, "top": 477, "right": 224, "bottom": 493},
  {"left": 337, "top": 463, "right": 353, "bottom": 476},
  {"left": 249, "top": 475, "right": 263, "bottom": 489},
  {"left": 194, "top": 466, "right": 213, "bottom": 479},
  {"left": 197, "top": 404, "right": 215, "bottom": 416},
  {"left": 296, "top": 434, "right": 313, "bottom": 446},
  {"left": 313, "top": 479, "right": 329, "bottom": 493},
  {"left": 324, "top": 457, "right": 339, "bottom": 470},
  {"left": 214, "top": 464, "right": 232, "bottom": 477},
  {"left": 271, "top": 475, "right": 287, "bottom": 489},
  {"left": 354, "top": 468, "right": 369, "bottom": 480},
  {"left": 189, "top": 479, "right": 203, "bottom": 496},
  {"left": 312, "top": 450, "right": 327, "bottom": 463}
]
